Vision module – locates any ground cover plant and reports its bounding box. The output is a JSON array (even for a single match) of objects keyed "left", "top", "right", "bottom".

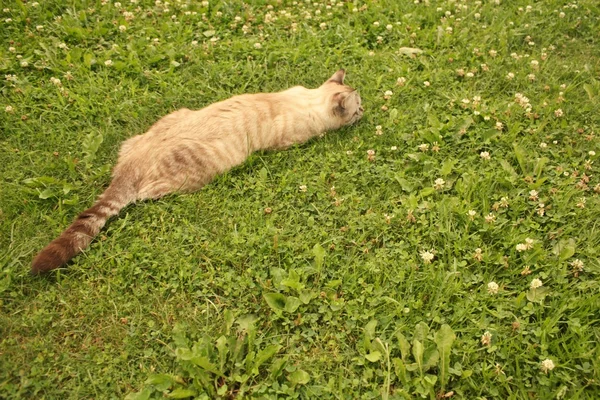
[{"left": 1, "top": 0, "right": 600, "bottom": 398}]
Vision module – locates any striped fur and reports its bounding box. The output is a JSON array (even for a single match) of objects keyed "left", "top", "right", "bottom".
[{"left": 31, "top": 70, "right": 363, "bottom": 274}]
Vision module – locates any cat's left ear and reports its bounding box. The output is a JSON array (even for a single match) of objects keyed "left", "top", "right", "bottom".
[
  {"left": 327, "top": 69, "right": 346, "bottom": 85},
  {"left": 332, "top": 91, "right": 351, "bottom": 116}
]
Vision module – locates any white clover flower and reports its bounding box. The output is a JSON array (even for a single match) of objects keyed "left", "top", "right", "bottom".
[
  {"left": 528, "top": 73, "right": 536, "bottom": 81},
  {"left": 50, "top": 77, "right": 61, "bottom": 86},
  {"left": 570, "top": 259, "right": 584, "bottom": 272},
  {"left": 346, "top": 150, "right": 353, "bottom": 155},
  {"left": 423, "top": 81, "right": 430, "bottom": 87},
  {"left": 384, "top": 90, "right": 393, "bottom": 97},
  {"left": 525, "top": 238, "right": 534, "bottom": 248},
  {"left": 420, "top": 250, "right": 435, "bottom": 264},
  {"left": 390, "top": 146, "right": 397, "bottom": 151},
  {"left": 554, "top": 109, "right": 564, "bottom": 117},
  {"left": 541, "top": 359, "right": 555, "bottom": 373},
  {"left": 540, "top": 142, "right": 547, "bottom": 149},
  {"left": 465, "top": 72, "right": 474, "bottom": 78},
  {"left": 489, "top": 49, "right": 497, "bottom": 57},
  {"left": 467, "top": 210, "right": 477, "bottom": 219},
  {"left": 506, "top": 72, "right": 515, "bottom": 80},
  {"left": 481, "top": 331, "right": 492, "bottom": 346},
  {"left": 367, "top": 149, "right": 375, "bottom": 156},
  {"left": 484, "top": 213, "right": 496, "bottom": 223},
  {"left": 298, "top": 185, "right": 307, "bottom": 192},
  {"left": 529, "top": 190, "right": 539, "bottom": 201},
  {"left": 434, "top": 178, "right": 445, "bottom": 190},
  {"left": 253, "top": 42, "right": 262, "bottom": 49},
  {"left": 589, "top": 151, "right": 596, "bottom": 156},
  {"left": 373, "top": 21, "right": 380, "bottom": 27},
  {"left": 516, "top": 243, "right": 528, "bottom": 252},
  {"left": 396, "top": 77, "right": 407, "bottom": 86},
  {"left": 480, "top": 151, "right": 490, "bottom": 160},
  {"left": 36, "top": 25, "right": 43, "bottom": 31},
  {"left": 495, "top": 121, "right": 504, "bottom": 131},
  {"left": 119, "top": 25, "right": 127, "bottom": 32},
  {"left": 5, "top": 105, "right": 14, "bottom": 113},
  {"left": 20, "top": 61, "right": 28, "bottom": 67},
  {"left": 530, "top": 278, "right": 543, "bottom": 289},
  {"left": 386, "top": 24, "right": 393, "bottom": 30},
  {"left": 487, "top": 282, "right": 499, "bottom": 294},
  {"left": 319, "top": 22, "right": 327, "bottom": 29},
  {"left": 8, "top": 46, "right": 15, "bottom": 52}
]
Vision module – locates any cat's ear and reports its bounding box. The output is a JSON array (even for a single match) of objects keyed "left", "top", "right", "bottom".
[
  {"left": 327, "top": 69, "right": 346, "bottom": 85},
  {"left": 332, "top": 91, "right": 350, "bottom": 116}
]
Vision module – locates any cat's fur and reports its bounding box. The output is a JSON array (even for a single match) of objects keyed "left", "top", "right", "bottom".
[{"left": 31, "top": 69, "right": 363, "bottom": 274}]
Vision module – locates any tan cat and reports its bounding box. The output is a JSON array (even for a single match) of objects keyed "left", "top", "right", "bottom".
[{"left": 31, "top": 69, "right": 363, "bottom": 274}]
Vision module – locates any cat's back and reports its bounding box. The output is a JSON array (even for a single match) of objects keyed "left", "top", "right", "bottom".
[
  {"left": 118, "top": 86, "right": 312, "bottom": 160},
  {"left": 202, "top": 86, "right": 310, "bottom": 116}
]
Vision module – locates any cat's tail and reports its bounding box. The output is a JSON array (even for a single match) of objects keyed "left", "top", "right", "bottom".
[{"left": 31, "top": 178, "right": 136, "bottom": 274}]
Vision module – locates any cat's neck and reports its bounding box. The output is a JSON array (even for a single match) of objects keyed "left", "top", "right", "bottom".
[{"left": 248, "top": 87, "right": 335, "bottom": 151}]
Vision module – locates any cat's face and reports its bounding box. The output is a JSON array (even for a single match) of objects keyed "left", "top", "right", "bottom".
[{"left": 322, "top": 69, "right": 364, "bottom": 126}]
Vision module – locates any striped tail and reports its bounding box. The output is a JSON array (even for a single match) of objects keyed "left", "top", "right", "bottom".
[{"left": 31, "top": 179, "right": 135, "bottom": 274}]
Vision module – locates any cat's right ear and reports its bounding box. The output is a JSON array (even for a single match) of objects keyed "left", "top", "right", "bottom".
[{"left": 327, "top": 69, "right": 346, "bottom": 85}]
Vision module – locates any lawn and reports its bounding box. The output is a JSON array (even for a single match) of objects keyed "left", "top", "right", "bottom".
[{"left": 1, "top": 0, "right": 600, "bottom": 398}]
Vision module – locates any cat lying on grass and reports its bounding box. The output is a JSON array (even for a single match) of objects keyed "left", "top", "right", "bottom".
[{"left": 32, "top": 69, "right": 363, "bottom": 274}]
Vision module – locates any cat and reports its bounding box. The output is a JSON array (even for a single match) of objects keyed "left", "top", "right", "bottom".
[{"left": 31, "top": 69, "right": 363, "bottom": 274}]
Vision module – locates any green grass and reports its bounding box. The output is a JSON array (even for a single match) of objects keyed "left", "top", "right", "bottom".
[{"left": 1, "top": 0, "right": 600, "bottom": 398}]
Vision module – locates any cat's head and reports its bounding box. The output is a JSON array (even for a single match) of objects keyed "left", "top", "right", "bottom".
[{"left": 321, "top": 69, "right": 363, "bottom": 126}]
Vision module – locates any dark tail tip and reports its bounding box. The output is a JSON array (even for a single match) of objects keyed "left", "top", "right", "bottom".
[{"left": 31, "top": 245, "right": 69, "bottom": 275}]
